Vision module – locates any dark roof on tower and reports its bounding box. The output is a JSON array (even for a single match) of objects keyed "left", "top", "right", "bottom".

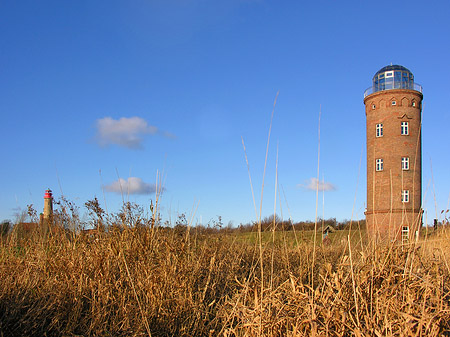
[{"left": 374, "top": 65, "right": 412, "bottom": 77}]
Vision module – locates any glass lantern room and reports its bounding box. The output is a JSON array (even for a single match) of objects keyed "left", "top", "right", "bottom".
[
  {"left": 373, "top": 65, "right": 413, "bottom": 92},
  {"left": 364, "top": 65, "right": 422, "bottom": 97}
]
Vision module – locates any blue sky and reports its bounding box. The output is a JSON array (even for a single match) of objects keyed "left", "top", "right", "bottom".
[{"left": 1, "top": 0, "right": 449, "bottom": 226}]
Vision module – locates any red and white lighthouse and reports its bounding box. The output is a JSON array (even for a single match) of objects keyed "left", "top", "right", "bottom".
[{"left": 43, "top": 189, "right": 53, "bottom": 221}]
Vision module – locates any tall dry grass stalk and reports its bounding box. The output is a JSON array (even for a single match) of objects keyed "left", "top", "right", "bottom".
[
  {"left": 241, "top": 91, "right": 280, "bottom": 336},
  {"left": 310, "top": 105, "right": 322, "bottom": 336}
]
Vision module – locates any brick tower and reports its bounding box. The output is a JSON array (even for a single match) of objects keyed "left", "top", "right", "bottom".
[{"left": 364, "top": 65, "right": 423, "bottom": 241}]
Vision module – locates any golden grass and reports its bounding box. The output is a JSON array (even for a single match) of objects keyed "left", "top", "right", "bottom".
[{"left": 1, "top": 225, "right": 449, "bottom": 336}]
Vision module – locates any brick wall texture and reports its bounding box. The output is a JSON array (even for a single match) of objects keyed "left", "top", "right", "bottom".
[{"left": 364, "top": 89, "right": 423, "bottom": 241}]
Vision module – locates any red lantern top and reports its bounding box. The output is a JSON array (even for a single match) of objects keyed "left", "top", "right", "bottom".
[{"left": 44, "top": 189, "right": 53, "bottom": 199}]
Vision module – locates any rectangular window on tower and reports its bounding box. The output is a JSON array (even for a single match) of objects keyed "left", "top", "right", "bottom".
[
  {"left": 402, "top": 157, "right": 409, "bottom": 170},
  {"left": 376, "top": 158, "right": 383, "bottom": 171},
  {"left": 401, "top": 121, "right": 409, "bottom": 135},
  {"left": 402, "top": 190, "right": 409, "bottom": 203},
  {"left": 402, "top": 226, "right": 409, "bottom": 243},
  {"left": 376, "top": 123, "right": 383, "bottom": 137}
]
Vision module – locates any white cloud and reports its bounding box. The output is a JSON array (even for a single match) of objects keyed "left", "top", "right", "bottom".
[
  {"left": 104, "top": 177, "right": 158, "bottom": 195},
  {"left": 299, "top": 178, "right": 336, "bottom": 191},
  {"left": 95, "top": 117, "right": 158, "bottom": 149}
]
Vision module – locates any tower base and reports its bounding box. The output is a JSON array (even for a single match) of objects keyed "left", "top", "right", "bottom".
[{"left": 365, "top": 209, "right": 422, "bottom": 242}]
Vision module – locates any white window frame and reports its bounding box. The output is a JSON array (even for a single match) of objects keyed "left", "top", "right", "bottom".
[
  {"left": 412, "top": 101, "right": 416, "bottom": 107},
  {"left": 401, "top": 121, "right": 409, "bottom": 135},
  {"left": 402, "top": 226, "right": 409, "bottom": 243},
  {"left": 376, "top": 158, "right": 383, "bottom": 171},
  {"left": 402, "top": 157, "right": 409, "bottom": 170},
  {"left": 376, "top": 123, "right": 383, "bottom": 137},
  {"left": 402, "top": 190, "right": 409, "bottom": 203},
  {"left": 391, "top": 100, "right": 396, "bottom": 106}
]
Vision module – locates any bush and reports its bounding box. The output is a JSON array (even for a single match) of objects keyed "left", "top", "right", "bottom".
[{"left": 0, "top": 220, "right": 10, "bottom": 237}]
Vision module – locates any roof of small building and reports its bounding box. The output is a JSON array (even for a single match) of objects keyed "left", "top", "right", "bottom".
[{"left": 322, "top": 224, "right": 335, "bottom": 233}]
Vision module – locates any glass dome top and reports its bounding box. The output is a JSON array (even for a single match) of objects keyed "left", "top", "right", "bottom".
[
  {"left": 364, "top": 64, "right": 422, "bottom": 97},
  {"left": 373, "top": 65, "right": 414, "bottom": 92},
  {"left": 373, "top": 65, "right": 412, "bottom": 78}
]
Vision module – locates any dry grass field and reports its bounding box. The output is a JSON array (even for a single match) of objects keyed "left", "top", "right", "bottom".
[{"left": 1, "top": 215, "right": 450, "bottom": 337}]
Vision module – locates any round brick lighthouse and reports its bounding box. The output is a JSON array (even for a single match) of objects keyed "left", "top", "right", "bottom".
[{"left": 364, "top": 65, "right": 423, "bottom": 241}]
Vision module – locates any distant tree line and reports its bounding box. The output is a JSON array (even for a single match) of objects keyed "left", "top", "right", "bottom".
[
  {"left": 174, "top": 214, "right": 366, "bottom": 235},
  {"left": 231, "top": 215, "right": 366, "bottom": 233}
]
